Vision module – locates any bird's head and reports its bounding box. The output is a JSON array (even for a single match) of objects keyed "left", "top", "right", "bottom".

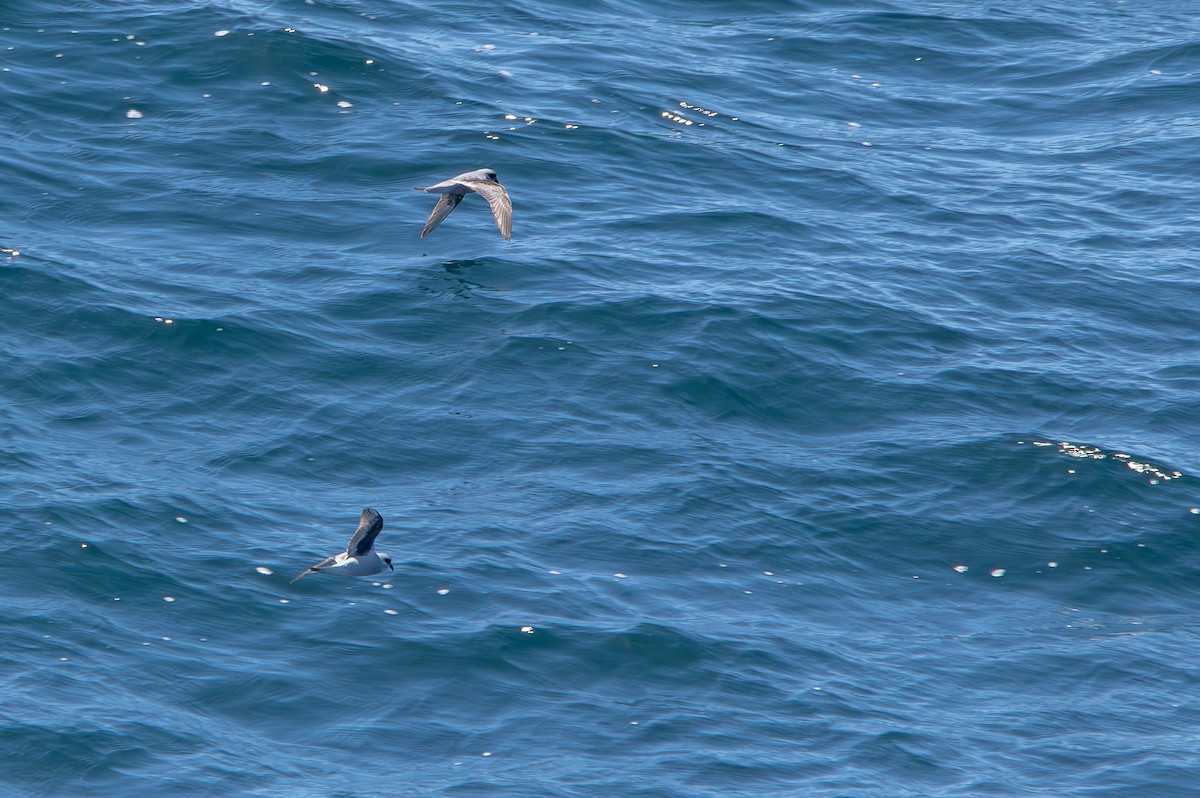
[{"left": 381, "top": 554, "right": 394, "bottom": 571}]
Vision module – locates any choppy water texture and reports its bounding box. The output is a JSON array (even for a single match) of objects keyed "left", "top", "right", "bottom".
[{"left": 3, "top": 1, "right": 1200, "bottom": 796}]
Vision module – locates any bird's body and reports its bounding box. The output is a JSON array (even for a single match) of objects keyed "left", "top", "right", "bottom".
[
  {"left": 291, "top": 508, "right": 393, "bottom": 584},
  {"left": 415, "top": 168, "right": 512, "bottom": 241}
]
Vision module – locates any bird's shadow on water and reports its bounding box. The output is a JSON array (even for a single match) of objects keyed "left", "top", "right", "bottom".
[
  {"left": 415, "top": 257, "right": 505, "bottom": 300},
  {"left": 439, "top": 257, "right": 485, "bottom": 274}
]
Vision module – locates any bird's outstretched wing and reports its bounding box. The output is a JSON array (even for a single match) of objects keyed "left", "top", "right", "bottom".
[
  {"left": 291, "top": 556, "right": 338, "bottom": 584},
  {"left": 467, "top": 180, "right": 512, "bottom": 241},
  {"left": 346, "top": 507, "right": 384, "bottom": 557},
  {"left": 420, "top": 193, "right": 464, "bottom": 238}
]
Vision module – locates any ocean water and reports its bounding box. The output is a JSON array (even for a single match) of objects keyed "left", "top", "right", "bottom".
[{"left": 2, "top": 1, "right": 1199, "bottom": 795}]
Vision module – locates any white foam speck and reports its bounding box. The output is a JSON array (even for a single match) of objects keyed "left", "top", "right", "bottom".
[
  {"left": 163, "top": 596, "right": 176, "bottom": 602},
  {"left": 337, "top": 100, "right": 352, "bottom": 108},
  {"left": 436, "top": 588, "right": 450, "bottom": 595},
  {"left": 175, "top": 516, "right": 188, "bottom": 523},
  {"left": 990, "top": 569, "right": 1006, "bottom": 577},
  {"left": 255, "top": 566, "right": 273, "bottom": 575},
  {"left": 384, "top": 609, "right": 399, "bottom": 615},
  {"left": 215, "top": 30, "right": 230, "bottom": 37},
  {"left": 126, "top": 109, "right": 143, "bottom": 119},
  {"left": 278, "top": 598, "right": 289, "bottom": 604},
  {"left": 520, "top": 626, "right": 534, "bottom": 634}
]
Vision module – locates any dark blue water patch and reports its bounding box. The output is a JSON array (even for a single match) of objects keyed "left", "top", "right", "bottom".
[{"left": 4, "top": 1, "right": 1200, "bottom": 796}]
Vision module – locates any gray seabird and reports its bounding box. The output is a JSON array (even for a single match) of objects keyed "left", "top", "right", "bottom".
[
  {"left": 414, "top": 168, "right": 512, "bottom": 241},
  {"left": 291, "top": 508, "right": 394, "bottom": 584}
]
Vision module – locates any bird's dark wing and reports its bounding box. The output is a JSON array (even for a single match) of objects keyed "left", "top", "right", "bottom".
[
  {"left": 346, "top": 507, "right": 384, "bottom": 557},
  {"left": 290, "top": 556, "right": 337, "bottom": 584},
  {"left": 420, "top": 193, "right": 464, "bottom": 238}
]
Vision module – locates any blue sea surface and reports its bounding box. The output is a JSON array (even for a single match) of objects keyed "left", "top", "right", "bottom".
[{"left": 2, "top": 1, "right": 1199, "bottom": 796}]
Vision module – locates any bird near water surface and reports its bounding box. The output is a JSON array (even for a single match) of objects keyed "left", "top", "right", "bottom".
[
  {"left": 291, "top": 507, "right": 394, "bottom": 584},
  {"left": 415, "top": 168, "right": 512, "bottom": 241}
]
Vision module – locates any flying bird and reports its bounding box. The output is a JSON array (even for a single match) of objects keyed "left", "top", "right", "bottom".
[
  {"left": 415, "top": 168, "right": 512, "bottom": 241},
  {"left": 291, "top": 507, "right": 394, "bottom": 584}
]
